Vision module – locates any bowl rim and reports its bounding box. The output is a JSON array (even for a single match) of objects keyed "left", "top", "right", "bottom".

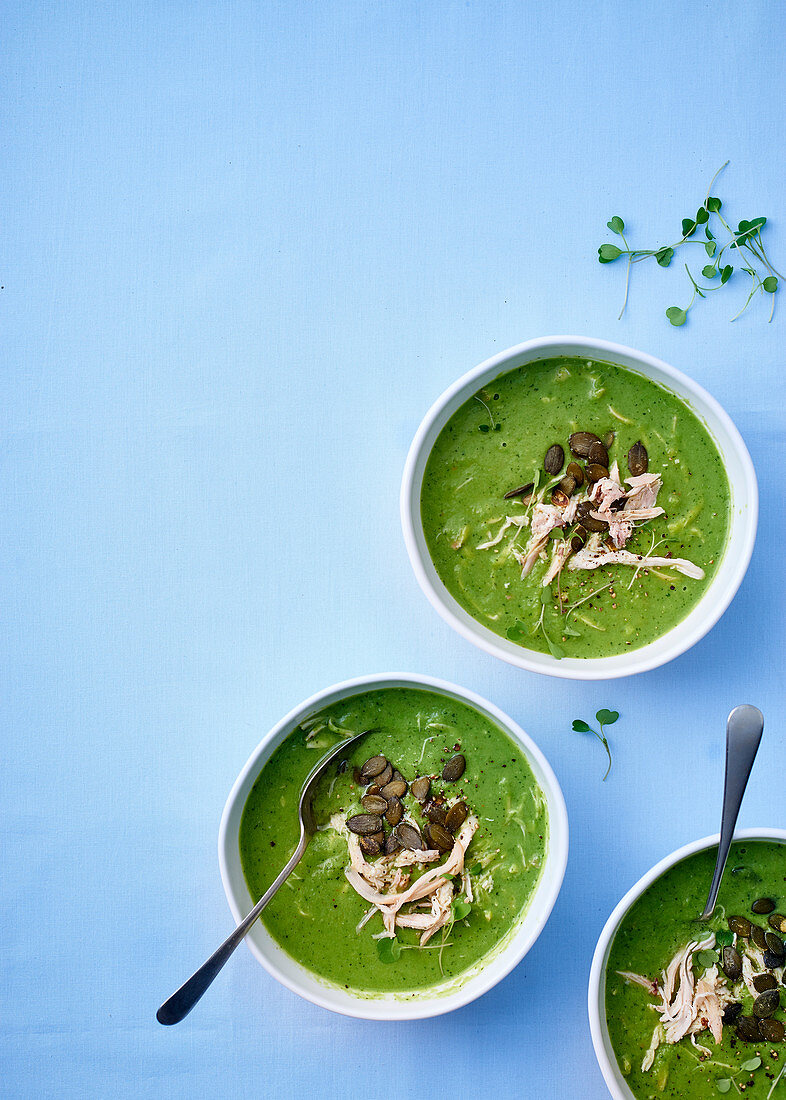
[
  {"left": 218, "top": 671, "right": 569, "bottom": 1020},
  {"left": 587, "top": 826, "right": 786, "bottom": 1099},
  {"left": 400, "top": 335, "right": 759, "bottom": 680}
]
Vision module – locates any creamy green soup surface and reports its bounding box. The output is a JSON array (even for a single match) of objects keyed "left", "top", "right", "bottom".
[
  {"left": 239, "top": 687, "right": 548, "bottom": 995},
  {"left": 421, "top": 357, "right": 730, "bottom": 658},
  {"left": 606, "top": 840, "right": 786, "bottom": 1098}
]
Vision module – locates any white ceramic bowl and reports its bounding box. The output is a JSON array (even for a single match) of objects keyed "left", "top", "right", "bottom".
[
  {"left": 219, "top": 672, "right": 568, "bottom": 1020},
  {"left": 588, "top": 828, "right": 786, "bottom": 1099},
  {"left": 401, "top": 336, "right": 758, "bottom": 680}
]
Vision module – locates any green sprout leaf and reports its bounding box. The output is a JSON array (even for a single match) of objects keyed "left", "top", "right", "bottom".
[
  {"left": 706, "top": 196, "right": 722, "bottom": 212},
  {"left": 741, "top": 1057, "right": 762, "bottom": 1072},
  {"left": 376, "top": 937, "right": 402, "bottom": 964},
  {"left": 715, "top": 929, "right": 734, "bottom": 947},
  {"left": 696, "top": 949, "right": 718, "bottom": 968},
  {"left": 702, "top": 265, "right": 717, "bottom": 279},
  {"left": 666, "top": 306, "right": 687, "bottom": 326},
  {"left": 451, "top": 898, "right": 472, "bottom": 922},
  {"left": 696, "top": 207, "right": 709, "bottom": 224},
  {"left": 655, "top": 246, "right": 674, "bottom": 267},
  {"left": 598, "top": 243, "right": 623, "bottom": 263},
  {"left": 469, "top": 863, "right": 482, "bottom": 876},
  {"left": 607, "top": 216, "right": 625, "bottom": 234},
  {"left": 716, "top": 1080, "right": 731, "bottom": 1094},
  {"left": 506, "top": 622, "right": 529, "bottom": 643},
  {"left": 682, "top": 218, "right": 697, "bottom": 237},
  {"left": 705, "top": 240, "right": 717, "bottom": 257},
  {"left": 572, "top": 711, "right": 619, "bottom": 780},
  {"left": 720, "top": 265, "right": 733, "bottom": 284},
  {"left": 764, "top": 275, "right": 778, "bottom": 293}
]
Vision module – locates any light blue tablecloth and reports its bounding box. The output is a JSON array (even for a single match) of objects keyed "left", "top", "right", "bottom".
[{"left": 3, "top": 2, "right": 784, "bottom": 1096}]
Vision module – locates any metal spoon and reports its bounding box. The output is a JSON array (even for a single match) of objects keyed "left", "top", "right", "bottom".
[
  {"left": 699, "top": 705, "right": 764, "bottom": 920},
  {"left": 157, "top": 730, "right": 369, "bottom": 1025}
]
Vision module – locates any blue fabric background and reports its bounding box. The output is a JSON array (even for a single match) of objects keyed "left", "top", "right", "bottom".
[{"left": 3, "top": 2, "right": 784, "bottom": 1097}]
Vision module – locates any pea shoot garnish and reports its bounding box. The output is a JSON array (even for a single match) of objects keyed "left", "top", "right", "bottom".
[
  {"left": 598, "top": 162, "right": 782, "bottom": 325},
  {"left": 571, "top": 709, "right": 620, "bottom": 781}
]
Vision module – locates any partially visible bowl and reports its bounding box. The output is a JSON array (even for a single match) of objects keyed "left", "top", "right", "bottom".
[
  {"left": 219, "top": 672, "right": 568, "bottom": 1020},
  {"left": 588, "top": 827, "right": 786, "bottom": 1099},
  {"left": 400, "top": 336, "right": 758, "bottom": 680}
]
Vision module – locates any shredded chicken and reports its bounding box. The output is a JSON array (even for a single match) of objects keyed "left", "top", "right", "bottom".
[
  {"left": 542, "top": 540, "right": 573, "bottom": 586},
  {"left": 518, "top": 505, "right": 565, "bottom": 576},
  {"left": 620, "top": 933, "right": 738, "bottom": 1074},
  {"left": 336, "top": 815, "right": 479, "bottom": 943},
  {"left": 476, "top": 515, "right": 529, "bottom": 550},
  {"left": 568, "top": 543, "right": 705, "bottom": 580},
  {"left": 625, "top": 473, "right": 663, "bottom": 511}
]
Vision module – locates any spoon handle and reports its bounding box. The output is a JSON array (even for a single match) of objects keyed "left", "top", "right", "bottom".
[
  {"left": 700, "top": 705, "right": 764, "bottom": 920},
  {"left": 157, "top": 832, "right": 308, "bottom": 1025}
]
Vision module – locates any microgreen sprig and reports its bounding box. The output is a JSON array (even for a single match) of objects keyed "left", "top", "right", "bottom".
[
  {"left": 716, "top": 1055, "right": 764, "bottom": 1094},
  {"left": 571, "top": 709, "right": 619, "bottom": 781},
  {"left": 598, "top": 162, "right": 781, "bottom": 325}
]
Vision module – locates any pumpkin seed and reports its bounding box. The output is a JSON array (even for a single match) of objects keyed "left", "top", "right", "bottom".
[
  {"left": 381, "top": 780, "right": 407, "bottom": 799},
  {"left": 604, "top": 431, "right": 615, "bottom": 451},
  {"left": 722, "top": 946, "right": 743, "bottom": 982},
  {"left": 753, "top": 897, "right": 776, "bottom": 914},
  {"left": 729, "top": 915, "right": 752, "bottom": 937},
  {"left": 722, "top": 1002, "right": 743, "bottom": 1024},
  {"left": 445, "top": 801, "right": 469, "bottom": 832},
  {"left": 571, "top": 526, "right": 587, "bottom": 552},
  {"left": 765, "top": 931, "right": 784, "bottom": 956},
  {"left": 551, "top": 488, "right": 570, "bottom": 509},
  {"left": 737, "top": 1015, "right": 762, "bottom": 1042},
  {"left": 361, "top": 794, "right": 388, "bottom": 814},
  {"left": 392, "top": 769, "right": 405, "bottom": 783},
  {"left": 764, "top": 950, "right": 784, "bottom": 970},
  {"left": 376, "top": 762, "right": 393, "bottom": 788},
  {"left": 544, "top": 444, "right": 565, "bottom": 475},
  {"left": 751, "top": 924, "right": 767, "bottom": 950},
  {"left": 754, "top": 988, "right": 780, "bottom": 1018},
  {"left": 760, "top": 1018, "right": 785, "bottom": 1042},
  {"left": 360, "top": 755, "right": 387, "bottom": 781},
  {"left": 347, "top": 813, "right": 384, "bottom": 836},
  {"left": 769, "top": 914, "right": 786, "bottom": 934},
  {"left": 424, "top": 800, "right": 447, "bottom": 825},
  {"left": 383, "top": 832, "right": 401, "bottom": 856},
  {"left": 411, "top": 776, "right": 431, "bottom": 802},
  {"left": 628, "top": 441, "right": 648, "bottom": 476},
  {"left": 395, "top": 822, "right": 424, "bottom": 851},
  {"left": 569, "top": 431, "right": 601, "bottom": 458},
  {"left": 558, "top": 474, "right": 578, "bottom": 497},
  {"left": 385, "top": 795, "right": 404, "bottom": 827},
  {"left": 566, "top": 461, "right": 584, "bottom": 487},
  {"left": 503, "top": 482, "right": 534, "bottom": 501},
  {"left": 753, "top": 973, "right": 778, "bottom": 992},
  {"left": 360, "top": 835, "right": 382, "bottom": 857},
  {"left": 587, "top": 440, "right": 609, "bottom": 467},
  {"left": 577, "top": 501, "right": 608, "bottom": 532},
  {"left": 366, "top": 783, "right": 381, "bottom": 796},
  {"left": 352, "top": 767, "right": 363, "bottom": 786},
  {"left": 428, "top": 822, "right": 455, "bottom": 851},
  {"left": 585, "top": 463, "right": 609, "bottom": 483},
  {"left": 442, "top": 754, "right": 466, "bottom": 782}
]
